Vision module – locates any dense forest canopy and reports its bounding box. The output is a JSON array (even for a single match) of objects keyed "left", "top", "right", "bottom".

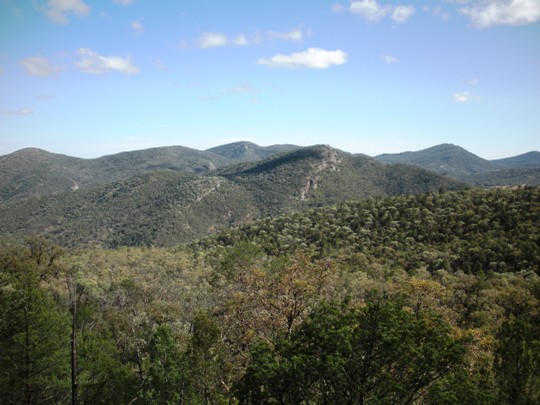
[{"left": 0, "top": 187, "right": 539, "bottom": 404}]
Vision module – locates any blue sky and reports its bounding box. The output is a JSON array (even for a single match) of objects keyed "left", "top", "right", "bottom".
[{"left": 1, "top": 0, "right": 539, "bottom": 159}]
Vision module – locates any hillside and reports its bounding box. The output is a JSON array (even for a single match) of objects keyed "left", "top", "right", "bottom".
[
  {"left": 197, "top": 186, "right": 540, "bottom": 274},
  {"left": 375, "top": 143, "right": 498, "bottom": 178},
  {"left": 0, "top": 146, "right": 466, "bottom": 248},
  {"left": 0, "top": 142, "right": 304, "bottom": 203},
  {"left": 0, "top": 146, "right": 232, "bottom": 202},
  {"left": 3, "top": 143, "right": 538, "bottom": 205},
  {"left": 1, "top": 187, "right": 538, "bottom": 404},
  {"left": 0, "top": 148, "right": 95, "bottom": 201},
  {"left": 0, "top": 170, "right": 255, "bottom": 248},
  {"left": 375, "top": 144, "right": 540, "bottom": 185},
  {"left": 463, "top": 167, "right": 540, "bottom": 187},
  {"left": 493, "top": 151, "right": 540, "bottom": 168},
  {"left": 214, "top": 145, "right": 465, "bottom": 214},
  {"left": 206, "top": 141, "right": 299, "bottom": 162}
]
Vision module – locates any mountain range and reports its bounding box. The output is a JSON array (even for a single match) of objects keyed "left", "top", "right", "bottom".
[
  {"left": 375, "top": 143, "right": 540, "bottom": 183},
  {"left": 0, "top": 142, "right": 537, "bottom": 248}
]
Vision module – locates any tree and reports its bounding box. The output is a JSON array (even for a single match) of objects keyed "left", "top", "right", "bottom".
[
  {"left": 494, "top": 309, "right": 540, "bottom": 404},
  {"left": 0, "top": 239, "right": 70, "bottom": 404},
  {"left": 185, "top": 312, "right": 232, "bottom": 404},
  {"left": 237, "top": 299, "right": 467, "bottom": 404},
  {"left": 141, "top": 324, "right": 187, "bottom": 404}
]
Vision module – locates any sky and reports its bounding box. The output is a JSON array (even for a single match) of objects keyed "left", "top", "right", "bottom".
[{"left": 1, "top": 0, "right": 539, "bottom": 159}]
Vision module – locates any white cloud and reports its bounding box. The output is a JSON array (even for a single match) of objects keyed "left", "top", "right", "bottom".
[
  {"left": 461, "top": 0, "right": 540, "bottom": 28},
  {"left": 233, "top": 34, "right": 249, "bottom": 46},
  {"left": 193, "top": 28, "right": 310, "bottom": 49},
  {"left": 266, "top": 28, "right": 310, "bottom": 42},
  {"left": 196, "top": 32, "right": 228, "bottom": 49},
  {"left": 131, "top": 18, "right": 144, "bottom": 34},
  {"left": 350, "top": 0, "right": 390, "bottom": 21},
  {"left": 112, "top": 0, "right": 134, "bottom": 5},
  {"left": 20, "top": 56, "right": 62, "bottom": 77},
  {"left": 349, "top": 0, "right": 415, "bottom": 22},
  {"left": 453, "top": 91, "right": 480, "bottom": 102},
  {"left": 1, "top": 108, "right": 33, "bottom": 116},
  {"left": 44, "top": 0, "right": 90, "bottom": 24},
  {"left": 392, "top": 5, "right": 415, "bottom": 22},
  {"left": 257, "top": 48, "right": 348, "bottom": 69},
  {"left": 74, "top": 48, "right": 139, "bottom": 75},
  {"left": 382, "top": 54, "right": 399, "bottom": 64}
]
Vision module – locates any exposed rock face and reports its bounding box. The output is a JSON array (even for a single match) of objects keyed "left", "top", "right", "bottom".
[{"left": 300, "top": 146, "right": 341, "bottom": 200}]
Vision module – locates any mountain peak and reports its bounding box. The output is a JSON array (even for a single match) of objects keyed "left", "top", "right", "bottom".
[
  {"left": 375, "top": 143, "right": 495, "bottom": 177},
  {"left": 206, "top": 142, "right": 299, "bottom": 163}
]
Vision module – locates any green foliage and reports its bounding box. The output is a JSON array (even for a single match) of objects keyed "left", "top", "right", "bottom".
[
  {"left": 201, "top": 187, "right": 540, "bottom": 275},
  {"left": 494, "top": 307, "right": 540, "bottom": 404},
  {"left": 376, "top": 144, "right": 540, "bottom": 186},
  {"left": 141, "top": 324, "right": 188, "bottom": 404},
  {"left": 0, "top": 239, "right": 70, "bottom": 404},
  {"left": 0, "top": 185, "right": 538, "bottom": 402},
  {"left": 0, "top": 146, "right": 466, "bottom": 248},
  {"left": 78, "top": 328, "right": 136, "bottom": 404},
  {"left": 236, "top": 299, "right": 467, "bottom": 404}
]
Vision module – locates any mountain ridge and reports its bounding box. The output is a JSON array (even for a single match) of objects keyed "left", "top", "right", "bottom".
[
  {"left": 0, "top": 145, "right": 467, "bottom": 248},
  {"left": 2, "top": 142, "right": 538, "bottom": 204},
  {"left": 375, "top": 143, "right": 539, "bottom": 185}
]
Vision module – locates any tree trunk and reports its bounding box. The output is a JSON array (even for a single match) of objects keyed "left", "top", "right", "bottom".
[{"left": 68, "top": 275, "right": 78, "bottom": 405}]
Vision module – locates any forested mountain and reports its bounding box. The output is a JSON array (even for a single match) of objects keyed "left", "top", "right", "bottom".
[
  {"left": 1, "top": 187, "right": 538, "bottom": 404},
  {"left": 0, "top": 146, "right": 231, "bottom": 202},
  {"left": 375, "top": 143, "right": 499, "bottom": 177},
  {"left": 198, "top": 187, "right": 540, "bottom": 274},
  {"left": 0, "top": 145, "right": 466, "bottom": 248},
  {"left": 493, "top": 151, "right": 540, "bottom": 168},
  {"left": 3, "top": 142, "right": 538, "bottom": 205},
  {"left": 206, "top": 141, "right": 299, "bottom": 162},
  {"left": 214, "top": 145, "right": 466, "bottom": 214},
  {"left": 376, "top": 144, "right": 540, "bottom": 186},
  {"left": 0, "top": 142, "right": 302, "bottom": 203}
]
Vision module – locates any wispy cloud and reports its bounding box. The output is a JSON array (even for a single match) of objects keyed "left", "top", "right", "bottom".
[
  {"left": 349, "top": 0, "right": 415, "bottom": 23},
  {"left": 20, "top": 56, "right": 62, "bottom": 77},
  {"left": 196, "top": 32, "right": 228, "bottom": 49},
  {"left": 266, "top": 28, "right": 311, "bottom": 42},
  {"left": 233, "top": 34, "right": 249, "bottom": 46},
  {"left": 461, "top": 0, "right": 540, "bottom": 28},
  {"left": 392, "top": 5, "right": 415, "bottom": 22},
  {"left": 37, "top": 94, "right": 55, "bottom": 100},
  {"left": 192, "top": 27, "right": 310, "bottom": 49},
  {"left": 382, "top": 54, "right": 399, "bottom": 64},
  {"left": 257, "top": 48, "right": 348, "bottom": 69},
  {"left": 453, "top": 91, "right": 480, "bottom": 102},
  {"left": 131, "top": 18, "right": 144, "bottom": 35},
  {"left": 44, "top": 0, "right": 90, "bottom": 24},
  {"left": 74, "top": 48, "right": 139, "bottom": 75},
  {"left": 1, "top": 108, "right": 33, "bottom": 116}
]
